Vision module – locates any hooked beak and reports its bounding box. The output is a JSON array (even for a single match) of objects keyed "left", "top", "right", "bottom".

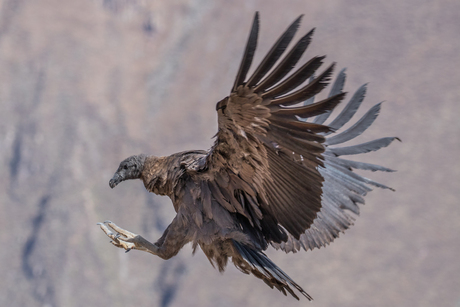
[{"left": 109, "top": 173, "right": 123, "bottom": 189}]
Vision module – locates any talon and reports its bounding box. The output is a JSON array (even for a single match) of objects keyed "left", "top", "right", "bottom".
[
  {"left": 98, "top": 220, "right": 138, "bottom": 252},
  {"left": 97, "top": 222, "right": 103, "bottom": 226}
]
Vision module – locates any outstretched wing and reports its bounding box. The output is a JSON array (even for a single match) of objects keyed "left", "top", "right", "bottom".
[
  {"left": 272, "top": 74, "right": 399, "bottom": 253},
  {"left": 196, "top": 12, "right": 397, "bottom": 251}
]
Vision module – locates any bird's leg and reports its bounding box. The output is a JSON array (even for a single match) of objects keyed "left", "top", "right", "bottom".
[
  {"left": 97, "top": 217, "right": 190, "bottom": 259},
  {"left": 98, "top": 221, "right": 159, "bottom": 254}
]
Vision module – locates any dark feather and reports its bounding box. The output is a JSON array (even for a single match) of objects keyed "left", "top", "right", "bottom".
[
  {"left": 302, "top": 74, "right": 317, "bottom": 105},
  {"left": 268, "top": 117, "right": 331, "bottom": 136},
  {"left": 313, "top": 68, "right": 347, "bottom": 124},
  {"left": 201, "top": 181, "right": 213, "bottom": 219},
  {"left": 232, "top": 12, "right": 259, "bottom": 91},
  {"left": 254, "top": 28, "right": 315, "bottom": 92},
  {"left": 233, "top": 241, "right": 313, "bottom": 300},
  {"left": 246, "top": 15, "right": 303, "bottom": 87},
  {"left": 262, "top": 56, "right": 325, "bottom": 99},
  {"left": 322, "top": 83, "right": 367, "bottom": 131},
  {"left": 269, "top": 63, "right": 335, "bottom": 106},
  {"left": 271, "top": 92, "right": 346, "bottom": 119}
]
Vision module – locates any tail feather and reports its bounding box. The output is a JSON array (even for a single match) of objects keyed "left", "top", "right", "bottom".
[{"left": 233, "top": 241, "right": 312, "bottom": 300}]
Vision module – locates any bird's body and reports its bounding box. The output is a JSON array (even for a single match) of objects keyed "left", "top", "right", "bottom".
[{"left": 98, "top": 12, "right": 398, "bottom": 300}]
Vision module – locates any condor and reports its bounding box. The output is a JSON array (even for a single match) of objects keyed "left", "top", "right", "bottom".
[{"left": 98, "top": 12, "right": 398, "bottom": 300}]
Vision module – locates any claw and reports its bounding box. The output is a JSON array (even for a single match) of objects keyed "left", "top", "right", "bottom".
[
  {"left": 106, "top": 221, "right": 138, "bottom": 238},
  {"left": 98, "top": 220, "right": 139, "bottom": 252}
]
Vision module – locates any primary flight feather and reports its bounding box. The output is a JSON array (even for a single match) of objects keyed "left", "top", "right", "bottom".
[{"left": 98, "top": 12, "right": 398, "bottom": 300}]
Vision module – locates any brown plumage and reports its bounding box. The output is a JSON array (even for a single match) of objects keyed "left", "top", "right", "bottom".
[{"left": 98, "top": 12, "right": 398, "bottom": 300}]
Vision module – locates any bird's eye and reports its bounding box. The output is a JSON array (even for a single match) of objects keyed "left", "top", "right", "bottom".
[{"left": 123, "top": 165, "right": 128, "bottom": 170}]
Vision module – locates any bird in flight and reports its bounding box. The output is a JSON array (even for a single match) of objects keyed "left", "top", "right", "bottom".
[{"left": 98, "top": 12, "right": 398, "bottom": 300}]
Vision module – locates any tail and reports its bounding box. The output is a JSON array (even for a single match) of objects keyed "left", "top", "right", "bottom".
[{"left": 232, "top": 240, "right": 312, "bottom": 300}]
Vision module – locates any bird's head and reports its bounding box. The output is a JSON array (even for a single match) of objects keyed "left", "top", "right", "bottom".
[{"left": 109, "top": 154, "right": 146, "bottom": 188}]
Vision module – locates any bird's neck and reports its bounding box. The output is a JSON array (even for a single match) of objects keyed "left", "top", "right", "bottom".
[{"left": 141, "top": 155, "right": 183, "bottom": 197}]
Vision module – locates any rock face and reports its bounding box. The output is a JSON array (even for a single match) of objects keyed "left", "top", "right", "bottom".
[{"left": 0, "top": 1, "right": 459, "bottom": 306}]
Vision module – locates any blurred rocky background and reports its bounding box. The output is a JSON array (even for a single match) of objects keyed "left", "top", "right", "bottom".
[{"left": 0, "top": 0, "right": 459, "bottom": 306}]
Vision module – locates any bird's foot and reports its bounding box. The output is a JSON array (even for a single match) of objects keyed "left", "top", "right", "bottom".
[{"left": 97, "top": 220, "right": 141, "bottom": 252}]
